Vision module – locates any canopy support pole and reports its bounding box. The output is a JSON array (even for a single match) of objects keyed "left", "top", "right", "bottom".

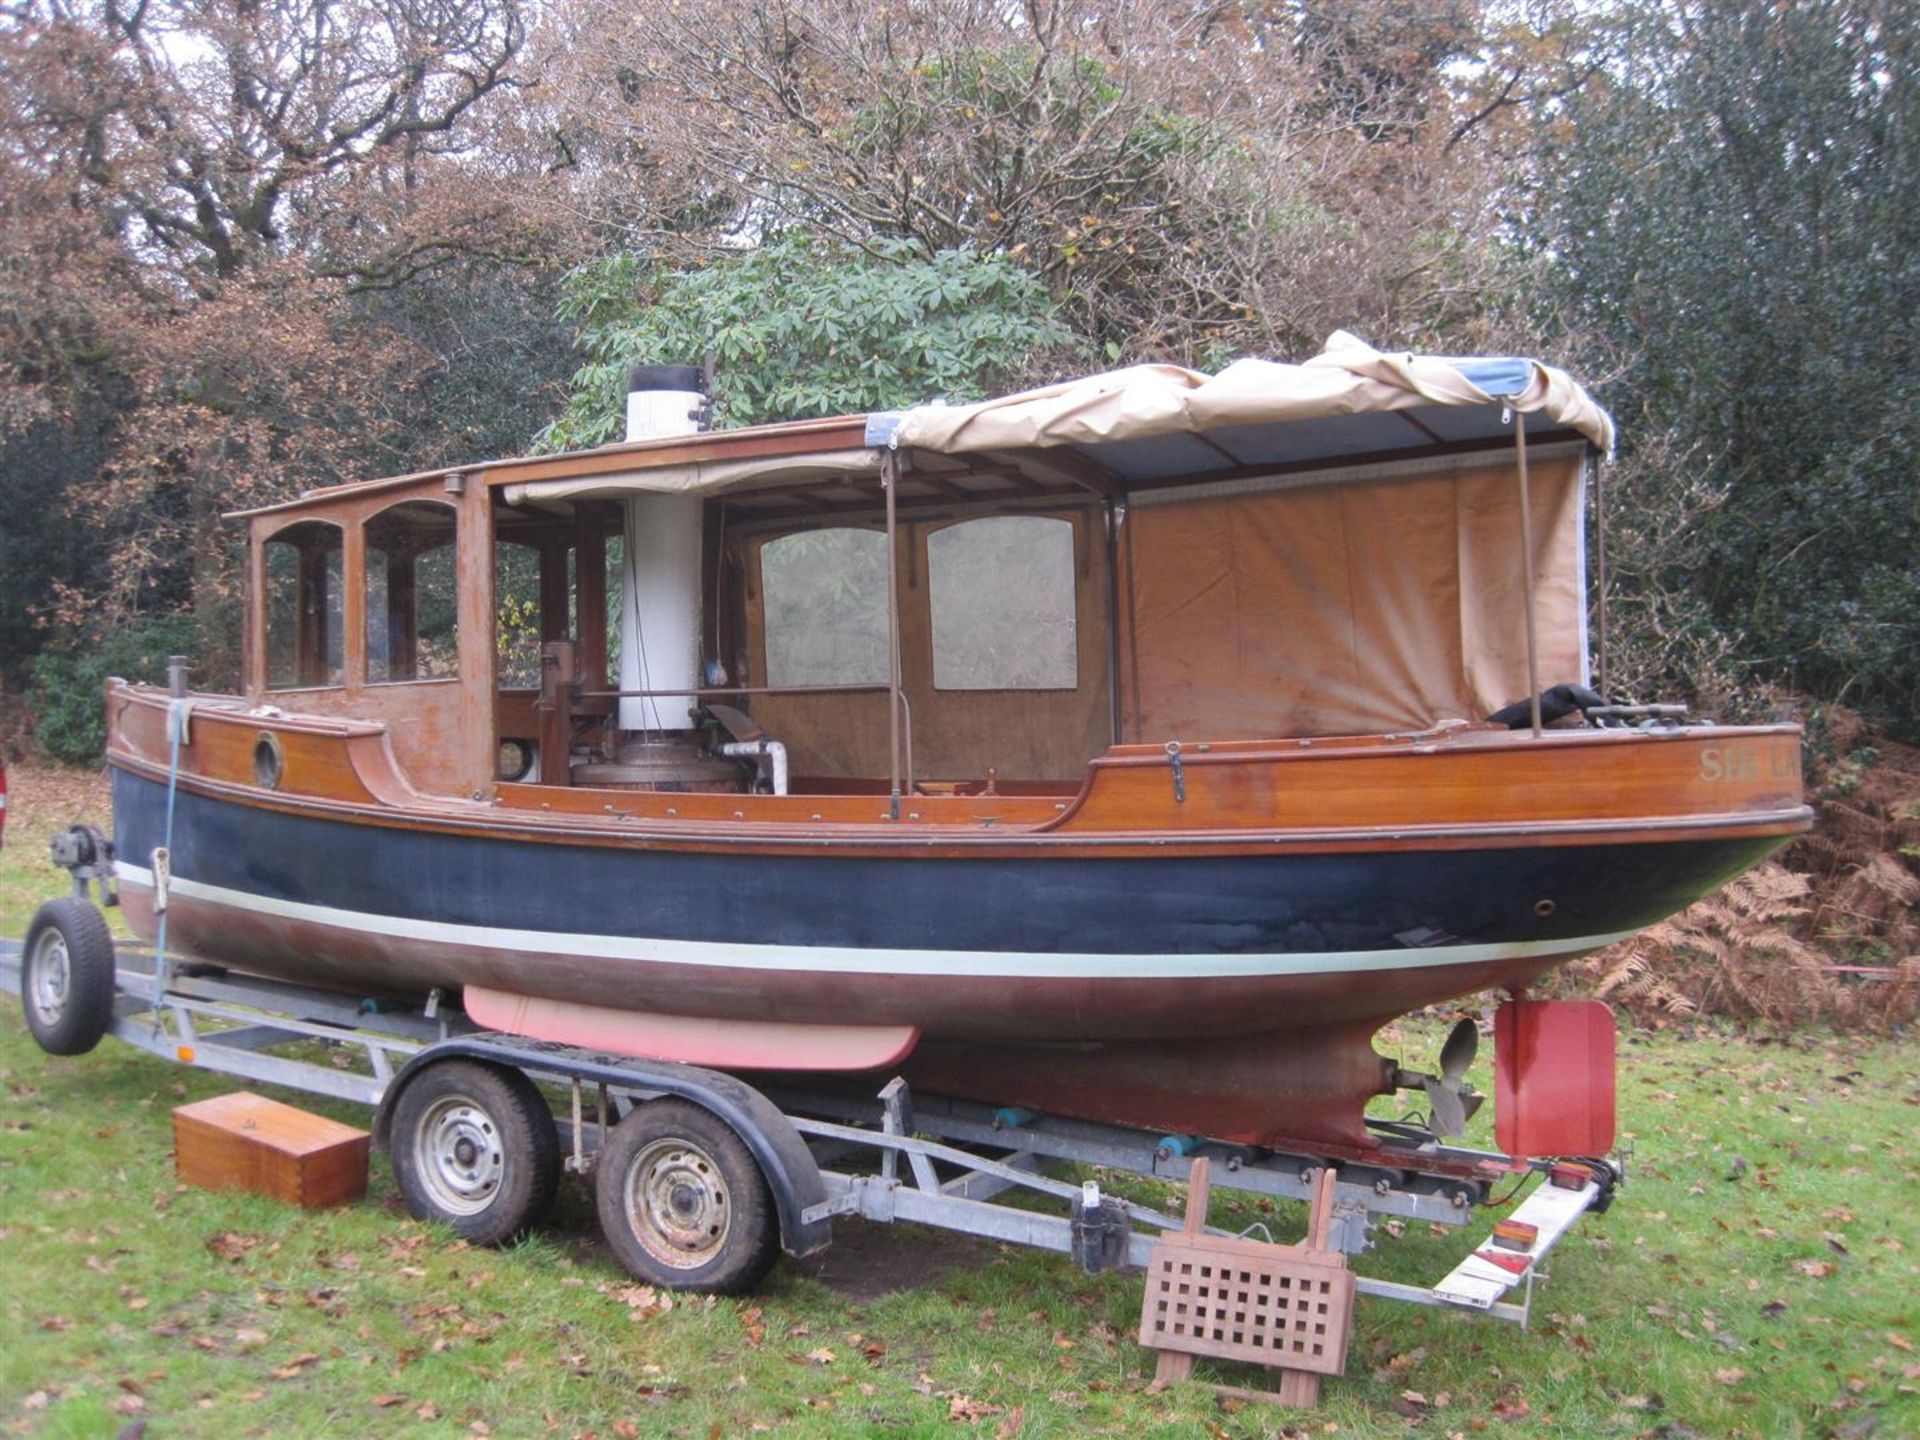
[
  {"left": 1592, "top": 454, "right": 1609, "bottom": 695},
  {"left": 1105, "top": 498, "right": 1124, "bottom": 747},
  {"left": 884, "top": 449, "right": 903, "bottom": 819},
  {"left": 1514, "top": 413, "right": 1543, "bottom": 737}
]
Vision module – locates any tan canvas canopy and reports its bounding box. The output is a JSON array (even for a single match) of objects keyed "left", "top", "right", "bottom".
[
  {"left": 875, "top": 330, "right": 1612, "bottom": 463},
  {"left": 495, "top": 332, "right": 1612, "bottom": 510}
]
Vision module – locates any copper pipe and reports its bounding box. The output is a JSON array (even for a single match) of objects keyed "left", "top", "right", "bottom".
[{"left": 1515, "top": 412, "right": 1543, "bottom": 737}]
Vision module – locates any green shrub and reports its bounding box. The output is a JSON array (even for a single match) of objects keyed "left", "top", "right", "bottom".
[{"left": 29, "top": 613, "right": 202, "bottom": 765}]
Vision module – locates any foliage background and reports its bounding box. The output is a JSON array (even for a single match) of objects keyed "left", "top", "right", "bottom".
[
  {"left": 2, "top": 2, "right": 1914, "bottom": 998},
  {"left": 5, "top": 0, "right": 1912, "bottom": 746}
]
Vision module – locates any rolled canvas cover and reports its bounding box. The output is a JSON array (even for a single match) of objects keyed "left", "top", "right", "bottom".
[
  {"left": 1122, "top": 453, "right": 1587, "bottom": 739},
  {"left": 891, "top": 331, "right": 1614, "bottom": 459}
]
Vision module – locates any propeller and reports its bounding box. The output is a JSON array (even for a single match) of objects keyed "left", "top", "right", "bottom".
[{"left": 1392, "top": 1017, "right": 1486, "bottom": 1139}]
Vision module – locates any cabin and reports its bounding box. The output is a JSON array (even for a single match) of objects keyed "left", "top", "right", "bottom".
[{"left": 229, "top": 338, "right": 1611, "bottom": 810}]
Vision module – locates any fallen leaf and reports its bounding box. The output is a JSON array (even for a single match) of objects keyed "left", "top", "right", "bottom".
[
  {"left": 994, "top": 1406, "right": 1026, "bottom": 1439},
  {"left": 21, "top": 1392, "right": 48, "bottom": 1411},
  {"left": 372, "top": 1395, "right": 407, "bottom": 1408},
  {"left": 806, "top": 1347, "right": 837, "bottom": 1366},
  {"left": 613, "top": 1284, "right": 671, "bottom": 1319},
  {"left": 206, "top": 1231, "right": 262, "bottom": 1262},
  {"left": 415, "top": 1401, "right": 440, "bottom": 1421},
  {"left": 947, "top": 1393, "right": 1001, "bottom": 1422},
  {"left": 1714, "top": 1367, "right": 1748, "bottom": 1385},
  {"left": 1491, "top": 1393, "right": 1530, "bottom": 1421},
  {"left": 273, "top": 1353, "right": 322, "bottom": 1379},
  {"left": 1795, "top": 1259, "right": 1838, "bottom": 1278}
]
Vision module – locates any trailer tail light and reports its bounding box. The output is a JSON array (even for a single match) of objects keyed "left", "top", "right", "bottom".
[
  {"left": 1491, "top": 1219, "right": 1540, "bottom": 1251},
  {"left": 1494, "top": 998, "right": 1617, "bottom": 1159},
  {"left": 1548, "top": 1161, "right": 1592, "bottom": 1190}
]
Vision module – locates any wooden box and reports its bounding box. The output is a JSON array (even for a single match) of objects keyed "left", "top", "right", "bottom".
[{"left": 173, "top": 1091, "right": 370, "bottom": 1210}]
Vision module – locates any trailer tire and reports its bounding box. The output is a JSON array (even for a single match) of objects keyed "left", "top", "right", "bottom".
[
  {"left": 390, "top": 1060, "right": 559, "bottom": 1246},
  {"left": 21, "top": 898, "right": 116, "bottom": 1057},
  {"left": 596, "top": 1098, "right": 778, "bottom": 1294}
]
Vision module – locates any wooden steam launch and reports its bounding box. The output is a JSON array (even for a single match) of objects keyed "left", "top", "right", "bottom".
[{"left": 82, "top": 334, "right": 1807, "bottom": 1181}]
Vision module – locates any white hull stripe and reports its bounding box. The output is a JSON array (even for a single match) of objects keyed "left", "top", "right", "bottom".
[{"left": 115, "top": 862, "right": 1636, "bottom": 981}]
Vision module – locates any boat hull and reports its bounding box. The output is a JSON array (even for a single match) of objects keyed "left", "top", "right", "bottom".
[
  {"left": 110, "top": 768, "right": 1781, "bottom": 1044},
  {"left": 100, "top": 690, "right": 1809, "bottom": 1154}
]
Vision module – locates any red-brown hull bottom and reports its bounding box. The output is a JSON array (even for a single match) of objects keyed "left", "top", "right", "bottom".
[{"left": 124, "top": 886, "right": 1561, "bottom": 1151}]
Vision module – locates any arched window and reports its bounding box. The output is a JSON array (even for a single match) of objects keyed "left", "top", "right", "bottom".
[
  {"left": 365, "top": 501, "right": 459, "bottom": 683},
  {"left": 263, "top": 520, "right": 344, "bottom": 689},
  {"left": 760, "top": 528, "right": 889, "bottom": 687},
  {"left": 928, "top": 515, "right": 1078, "bottom": 690}
]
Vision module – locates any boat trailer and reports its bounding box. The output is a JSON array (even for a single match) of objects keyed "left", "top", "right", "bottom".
[{"left": 2, "top": 923, "right": 1619, "bottom": 1336}]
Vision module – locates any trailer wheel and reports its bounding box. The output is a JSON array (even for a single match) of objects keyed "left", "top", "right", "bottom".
[
  {"left": 390, "top": 1060, "right": 559, "bottom": 1246},
  {"left": 596, "top": 1098, "right": 778, "bottom": 1293},
  {"left": 20, "top": 898, "right": 116, "bottom": 1056}
]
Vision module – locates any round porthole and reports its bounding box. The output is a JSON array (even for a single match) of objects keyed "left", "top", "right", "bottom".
[
  {"left": 498, "top": 739, "right": 534, "bottom": 783},
  {"left": 1533, "top": 898, "right": 1558, "bottom": 918},
  {"left": 253, "top": 732, "right": 284, "bottom": 790}
]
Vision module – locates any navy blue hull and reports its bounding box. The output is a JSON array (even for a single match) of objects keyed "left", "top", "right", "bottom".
[{"left": 112, "top": 770, "right": 1774, "bottom": 962}]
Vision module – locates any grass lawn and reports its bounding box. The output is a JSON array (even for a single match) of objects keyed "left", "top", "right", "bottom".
[{"left": 1, "top": 760, "right": 1916, "bottom": 1439}]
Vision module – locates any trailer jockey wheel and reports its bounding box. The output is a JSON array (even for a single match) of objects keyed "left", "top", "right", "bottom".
[
  {"left": 21, "top": 899, "right": 116, "bottom": 1057},
  {"left": 596, "top": 1099, "right": 778, "bottom": 1294},
  {"left": 390, "top": 1059, "right": 559, "bottom": 1246}
]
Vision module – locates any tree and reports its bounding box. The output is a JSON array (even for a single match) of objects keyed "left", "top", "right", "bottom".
[
  {"left": 561, "top": 0, "right": 1539, "bottom": 363},
  {"left": 0, "top": 0, "right": 580, "bottom": 685},
  {"left": 1534, "top": 0, "right": 1920, "bottom": 731},
  {"left": 542, "top": 234, "right": 1078, "bottom": 446}
]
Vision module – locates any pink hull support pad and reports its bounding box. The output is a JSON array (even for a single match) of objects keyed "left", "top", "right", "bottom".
[
  {"left": 464, "top": 988, "right": 920, "bottom": 1072},
  {"left": 1494, "top": 998, "right": 1617, "bottom": 1159}
]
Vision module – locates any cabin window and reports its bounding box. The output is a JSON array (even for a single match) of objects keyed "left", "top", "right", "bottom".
[
  {"left": 760, "top": 527, "right": 889, "bottom": 687},
  {"left": 263, "top": 520, "right": 344, "bottom": 689},
  {"left": 495, "top": 538, "right": 545, "bottom": 688},
  {"left": 365, "top": 501, "right": 460, "bottom": 683},
  {"left": 928, "top": 515, "right": 1078, "bottom": 690}
]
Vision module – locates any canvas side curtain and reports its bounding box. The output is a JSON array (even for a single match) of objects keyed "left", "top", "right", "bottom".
[{"left": 1121, "top": 453, "right": 1587, "bottom": 740}]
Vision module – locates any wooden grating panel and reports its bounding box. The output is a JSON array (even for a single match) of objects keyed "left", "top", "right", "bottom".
[{"left": 1139, "top": 1232, "right": 1355, "bottom": 1375}]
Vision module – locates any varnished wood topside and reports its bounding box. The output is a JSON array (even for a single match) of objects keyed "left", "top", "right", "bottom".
[{"left": 106, "top": 681, "right": 1811, "bottom": 856}]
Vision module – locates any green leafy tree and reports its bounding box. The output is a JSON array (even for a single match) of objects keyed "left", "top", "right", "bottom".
[
  {"left": 29, "top": 614, "right": 202, "bottom": 764},
  {"left": 1536, "top": 0, "right": 1920, "bottom": 732},
  {"left": 540, "top": 234, "right": 1079, "bottom": 447}
]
